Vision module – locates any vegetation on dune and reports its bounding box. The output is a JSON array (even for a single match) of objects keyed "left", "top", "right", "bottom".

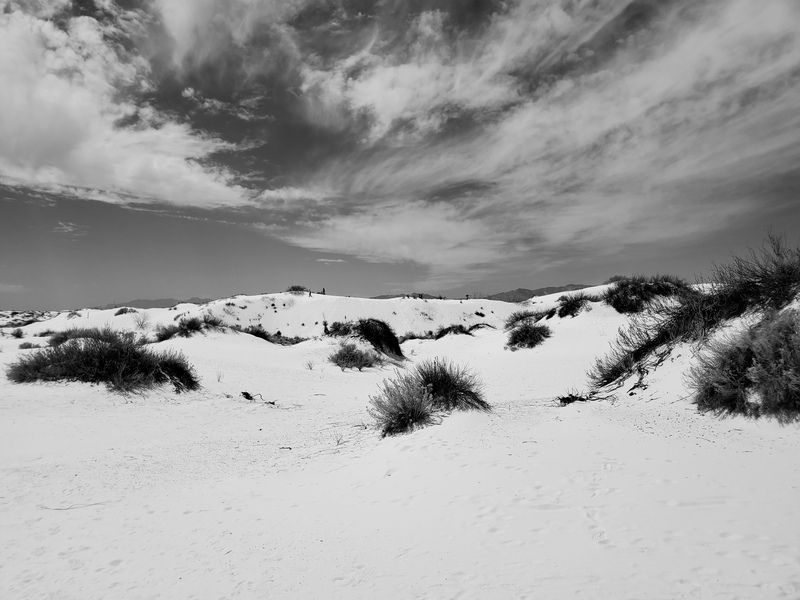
[
  {"left": 590, "top": 234, "right": 800, "bottom": 423},
  {"left": 369, "top": 358, "right": 487, "bottom": 436},
  {"left": 557, "top": 292, "right": 598, "bottom": 318},
  {"left": 233, "top": 324, "right": 306, "bottom": 346},
  {"left": 114, "top": 307, "right": 137, "bottom": 316},
  {"left": 689, "top": 309, "right": 800, "bottom": 422},
  {"left": 507, "top": 322, "right": 552, "bottom": 349},
  {"left": 602, "top": 274, "right": 691, "bottom": 314},
  {"left": 329, "top": 343, "right": 383, "bottom": 371},
  {"left": 326, "top": 318, "right": 404, "bottom": 358},
  {"left": 435, "top": 324, "right": 473, "bottom": 339},
  {"left": 7, "top": 327, "right": 199, "bottom": 393},
  {"left": 286, "top": 285, "right": 310, "bottom": 295}
]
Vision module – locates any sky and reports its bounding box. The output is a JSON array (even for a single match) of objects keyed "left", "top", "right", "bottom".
[{"left": 1, "top": 0, "right": 799, "bottom": 310}]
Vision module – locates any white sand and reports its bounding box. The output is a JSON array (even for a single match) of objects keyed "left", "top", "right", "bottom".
[{"left": 1, "top": 293, "right": 799, "bottom": 599}]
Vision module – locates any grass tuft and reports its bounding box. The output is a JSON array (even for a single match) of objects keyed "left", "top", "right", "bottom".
[
  {"left": 415, "top": 358, "right": 489, "bottom": 411},
  {"left": 329, "top": 343, "right": 383, "bottom": 371},
  {"left": 435, "top": 324, "right": 473, "bottom": 339},
  {"left": 7, "top": 327, "right": 199, "bottom": 393},
  {"left": 507, "top": 322, "right": 552, "bottom": 349},
  {"left": 602, "top": 274, "right": 691, "bottom": 314},
  {"left": 557, "top": 292, "right": 594, "bottom": 318},
  {"left": 114, "top": 307, "right": 137, "bottom": 316}
]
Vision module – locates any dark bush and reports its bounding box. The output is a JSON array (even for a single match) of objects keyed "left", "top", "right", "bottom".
[
  {"left": 327, "top": 321, "right": 355, "bottom": 336},
  {"left": 327, "top": 319, "right": 403, "bottom": 358},
  {"left": 19, "top": 342, "right": 40, "bottom": 349},
  {"left": 50, "top": 327, "right": 123, "bottom": 347},
  {"left": 434, "top": 324, "right": 473, "bottom": 339},
  {"left": 368, "top": 374, "right": 436, "bottom": 437},
  {"left": 329, "top": 343, "right": 382, "bottom": 371},
  {"left": 602, "top": 274, "right": 690, "bottom": 314},
  {"left": 286, "top": 285, "right": 310, "bottom": 294},
  {"left": 557, "top": 292, "right": 592, "bottom": 318},
  {"left": 415, "top": 358, "right": 489, "bottom": 411},
  {"left": 7, "top": 327, "right": 199, "bottom": 393},
  {"left": 12, "top": 328, "right": 23, "bottom": 339},
  {"left": 504, "top": 310, "right": 540, "bottom": 330},
  {"left": 690, "top": 309, "right": 800, "bottom": 422},
  {"left": 556, "top": 390, "right": 593, "bottom": 405},
  {"left": 154, "top": 324, "right": 181, "bottom": 342},
  {"left": 201, "top": 313, "right": 225, "bottom": 331},
  {"left": 234, "top": 324, "right": 306, "bottom": 346},
  {"left": 507, "top": 322, "right": 552, "bottom": 349},
  {"left": 177, "top": 316, "right": 203, "bottom": 336},
  {"left": 114, "top": 307, "right": 137, "bottom": 316}
]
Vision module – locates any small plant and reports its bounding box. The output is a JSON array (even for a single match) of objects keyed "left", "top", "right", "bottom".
[
  {"left": 327, "top": 321, "right": 355, "bottom": 336},
  {"left": 507, "top": 322, "right": 552, "bottom": 349},
  {"left": 114, "top": 307, "right": 137, "bottom": 316},
  {"left": 286, "top": 285, "right": 310, "bottom": 295},
  {"left": 7, "top": 327, "right": 199, "bottom": 393},
  {"left": 329, "top": 343, "right": 382, "bottom": 371},
  {"left": 132, "top": 312, "right": 151, "bottom": 331},
  {"left": 19, "top": 342, "right": 40, "bottom": 349},
  {"left": 67, "top": 311, "right": 80, "bottom": 319},
  {"left": 504, "top": 310, "right": 539, "bottom": 330},
  {"left": 11, "top": 328, "right": 23, "bottom": 339},
  {"left": 368, "top": 374, "right": 436, "bottom": 437},
  {"left": 177, "top": 316, "right": 203, "bottom": 336},
  {"left": 434, "top": 324, "right": 472, "bottom": 339},
  {"left": 326, "top": 319, "right": 403, "bottom": 358},
  {"left": 154, "top": 324, "right": 181, "bottom": 342},
  {"left": 415, "top": 358, "right": 489, "bottom": 411},
  {"left": 556, "top": 390, "right": 593, "bottom": 405},
  {"left": 304, "top": 360, "right": 315, "bottom": 371},
  {"left": 557, "top": 292, "right": 592, "bottom": 318},
  {"left": 201, "top": 313, "right": 225, "bottom": 331}
]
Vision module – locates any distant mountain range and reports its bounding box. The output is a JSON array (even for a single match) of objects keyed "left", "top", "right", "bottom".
[
  {"left": 98, "top": 297, "right": 213, "bottom": 310},
  {"left": 486, "top": 285, "right": 591, "bottom": 303}
]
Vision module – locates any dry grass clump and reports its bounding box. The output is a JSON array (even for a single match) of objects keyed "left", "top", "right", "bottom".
[
  {"left": 689, "top": 309, "right": 800, "bottom": 422},
  {"left": 435, "top": 324, "right": 472, "bottom": 339},
  {"left": 7, "top": 327, "right": 199, "bottom": 393},
  {"left": 368, "top": 358, "right": 487, "bottom": 436},
  {"left": 557, "top": 292, "right": 597, "bottom": 318},
  {"left": 11, "top": 328, "right": 24, "bottom": 339},
  {"left": 19, "top": 342, "right": 40, "bottom": 350},
  {"left": 329, "top": 343, "right": 384, "bottom": 371},
  {"left": 327, "top": 318, "right": 403, "bottom": 358},
  {"left": 114, "top": 307, "right": 137, "bottom": 316},
  {"left": 590, "top": 234, "right": 800, "bottom": 390},
  {"left": 602, "top": 274, "right": 691, "bottom": 314},
  {"left": 286, "top": 285, "right": 310, "bottom": 295},
  {"left": 507, "top": 322, "right": 552, "bottom": 349},
  {"left": 233, "top": 324, "right": 306, "bottom": 345}
]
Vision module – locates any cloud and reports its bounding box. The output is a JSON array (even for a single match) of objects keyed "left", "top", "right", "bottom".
[
  {"left": 0, "top": 5, "right": 253, "bottom": 207},
  {"left": 316, "top": 258, "right": 346, "bottom": 263},
  {"left": 276, "top": 0, "right": 800, "bottom": 283},
  {"left": 0, "top": 282, "right": 27, "bottom": 293},
  {"left": 52, "top": 221, "right": 87, "bottom": 237}
]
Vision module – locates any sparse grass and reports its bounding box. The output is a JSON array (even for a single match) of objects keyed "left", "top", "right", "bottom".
[
  {"left": 154, "top": 316, "right": 209, "bottom": 341},
  {"left": 7, "top": 327, "right": 199, "bottom": 393},
  {"left": 591, "top": 234, "right": 800, "bottom": 390},
  {"left": 233, "top": 324, "right": 307, "bottom": 346},
  {"left": 368, "top": 374, "right": 436, "bottom": 437},
  {"left": 286, "top": 285, "right": 310, "bottom": 295},
  {"left": 507, "top": 322, "right": 552, "bottom": 349},
  {"left": 154, "top": 324, "right": 181, "bottom": 342},
  {"left": 415, "top": 358, "right": 489, "bottom": 412},
  {"left": 327, "top": 319, "right": 403, "bottom": 358},
  {"left": 19, "top": 342, "right": 40, "bottom": 349},
  {"left": 329, "top": 343, "right": 382, "bottom": 371},
  {"left": 689, "top": 309, "right": 800, "bottom": 422},
  {"left": 504, "top": 310, "right": 539, "bottom": 330},
  {"left": 556, "top": 390, "right": 593, "bottom": 405},
  {"left": 602, "top": 274, "right": 691, "bottom": 314},
  {"left": 557, "top": 292, "right": 592, "bottom": 318},
  {"left": 132, "top": 312, "right": 150, "bottom": 331},
  {"left": 201, "top": 313, "right": 225, "bottom": 331},
  {"left": 114, "top": 307, "right": 137, "bottom": 316},
  {"left": 435, "top": 324, "right": 472, "bottom": 339},
  {"left": 399, "top": 330, "right": 435, "bottom": 342}
]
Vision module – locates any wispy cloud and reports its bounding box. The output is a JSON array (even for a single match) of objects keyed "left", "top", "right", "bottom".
[
  {"left": 52, "top": 221, "right": 87, "bottom": 237},
  {"left": 0, "top": 282, "right": 26, "bottom": 293}
]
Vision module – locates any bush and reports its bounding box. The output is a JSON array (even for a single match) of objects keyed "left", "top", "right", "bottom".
[
  {"left": 19, "top": 342, "right": 40, "bottom": 349},
  {"left": 12, "top": 328, "right": 23, "bottom": 339},
  {"left": 368, "top": 374, "right": 436, "bottom": 437},
  {"left": 329, "top": 343, "right": 382, "bottom": 371},
  {"left": 507, "top": 322, "right": 552, "bottom": 349},
  {"left": 201, "top": 313, "right": 225, "bottom": 331},
  {"left": 505, "top": 310, "right": 540, "bottom": 330},
  {"left": 434, "top": 324, "right": 472, "bottom": 339},
  {"left": 556, "top": 390, "right": 593, "bottom": 405},
  {"left": 286, "top": 285, "right": 309, "bottom": 294},
  {"left": 233, "top": 324, "right": 306, "bottom": 346},
  {"left": 154, "top": 324, "right": 181, "bottom": 342},
  {"left": 689, "top": 309, "right": 800, "bottom": 422},
  {"left": 114, "top": 307, "right": 137, "bottom": 316},
  {"left": 327, "top": 319, "right": 403, "bottom": 358},
  {"left": 7, "top": 327, "right": 199, "bottom": 393},
  {"left": 50, "top": 327, "right": 123, "bottom": 347},
  {"left": 415, "top": 358, "right": 489, "bottom": 411},
  {"left": 602, "top": 274, "right": 690, "bottom": 314},
  {"left": 557, "top": 292, "right": 592, "bottom": 318},
  {"left": 177, "top": 316, "right": 203, "bottom": 336}
]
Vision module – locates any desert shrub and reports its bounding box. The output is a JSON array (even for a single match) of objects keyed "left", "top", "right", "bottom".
[
  {"left": 468, "top": 323, "right": 494, "bottom": 332},
  {"left": 504, "top": 310, "right": 540, "bottom": 330},
  {"left": 507, "top": 322, "right": 552, "bottom": 349},
  {"left": 602, "top": 274, "right": 690, "bottom": 314},
  {"left": 114, "top": 307, "right": 137, "bottom": 316},
  {"left": 327, "top": 321, "right": 355, "bottom": 336},
  {"left": 415, "top": 358, "right": 489, "bottom": 411},
  {"left": 689, "top": 309, "right": 800, "bottom": 422},
  {"left": 19, "top": 342, "right": 40, "bottom": 349},
  {"left": 132, "top": 312, "right": 150, "bottom": 331},
  {"left": 329, "top": 343, "right": 382, "bottom": 371},
  {"left": 556, "top": 390, "right": 593, "bottom": 405},
  {"left": 603, "top": 275, "right": 628, "bottom": 284},
  {"left": 286, "top": 285, "right": 309, "bottom": 294},
  {"left": 201, "top": 313, "right": 225, "bottom": 331},
  {"left": 399, "top": 330, "right": 435, "bottom": 342},
  {"left": 154, "top": 324, "right": 181, "bottom": 342},
  {"left": 50, "top": 327, "right": 123, "bottom": 347},
  {"left": 38, "top": 329, "right": 56, "bottom": 337},
  {"left": 12, "top": 328, "right": 23, "bottom": 339},
  {"left": 7, "top": 327, "right": 198, "bottom": 393},
  {"left": 177, "top": 316, "right": 203, "bottom": 336},
  {"left": 368, "top": 374, "right": 436, "bottom": 437},
  {"left": 557, "top": 292, "right": 591, "bottom": 318},
  {"left": 233, "top": 325, "right": 306, "bottom": 346},
  {"left": 434, "top": 324, "right": 473, "bottom": 339}
]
